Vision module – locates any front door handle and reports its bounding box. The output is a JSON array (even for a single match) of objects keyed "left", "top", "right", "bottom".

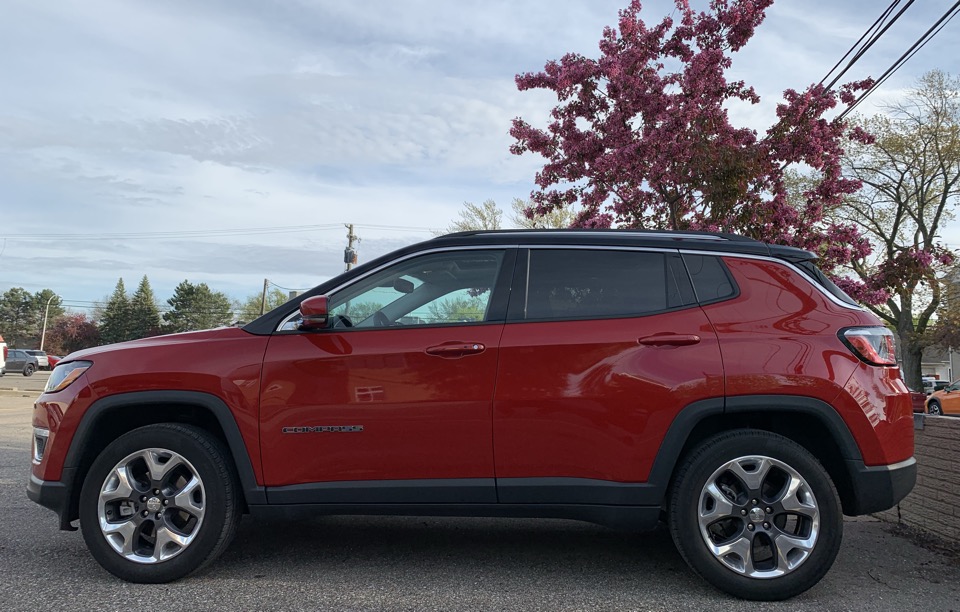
[
  {"left": 426, "top": 342, "right": 486, "bottom": 358},
  {"left": 638, "top": 334, "right": 701, "bottom": 347}
]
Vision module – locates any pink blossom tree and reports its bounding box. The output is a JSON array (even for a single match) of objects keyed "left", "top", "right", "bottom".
[{"left": 510, "top": 0, "right": 873, "bottom": 278}]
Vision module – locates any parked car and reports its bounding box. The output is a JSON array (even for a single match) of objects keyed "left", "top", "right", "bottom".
[
  {"left": 6, "top": 349, "right": 39, "bottom": 376},
  {"left": 47, "top": 355, "right": 62, "bottom": 369},
  {"left": 25, "top": 350, "right": 49, "bottom": 370},
  {"left": 0, "top": 334, "right": 7, "bottom": 376},
  {"left": 922, "top": 378, "right": 950, "bottom": 395},
  {"left": 27, "top": 230, "right": 914, "bottom": 601},
  {"left": 910, "top": 390, "right": 927, "bottom": 413},
  {"left": 925, "top": 382, "right": 960, "bottom": 415}
]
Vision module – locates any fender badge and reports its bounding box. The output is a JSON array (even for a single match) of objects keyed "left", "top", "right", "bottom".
[{"left": 282, "top": 425, "right": 364, "bottom": 434}]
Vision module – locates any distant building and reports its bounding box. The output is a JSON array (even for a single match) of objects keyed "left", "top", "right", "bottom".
[{"left": 920, "top": 344, "right": 959, "bottom": 383}]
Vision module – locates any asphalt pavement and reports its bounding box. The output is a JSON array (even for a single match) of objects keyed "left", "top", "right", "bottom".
[{"left": 1, "top": 388, "right": 959, "bottom": 611}]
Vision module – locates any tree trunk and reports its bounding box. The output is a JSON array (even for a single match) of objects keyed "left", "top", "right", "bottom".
[{"left": 900, "top": 339, "right": 924, "bottom": 392}]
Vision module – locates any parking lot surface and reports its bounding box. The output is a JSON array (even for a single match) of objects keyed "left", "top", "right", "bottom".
[{"left": 1, "top": 388, "right": 959, "bottom": 611}]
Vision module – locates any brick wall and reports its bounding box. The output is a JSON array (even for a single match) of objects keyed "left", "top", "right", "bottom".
[{"left": 873, "top": 415, "right": 960, "bottom": 545}]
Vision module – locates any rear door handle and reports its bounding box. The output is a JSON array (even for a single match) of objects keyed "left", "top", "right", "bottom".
[
  {"left": 638, "top": 334, "right": 701, "bottom": 347},
  {"left": 426, "top": 342, "right": 486, "bottom": 358}
]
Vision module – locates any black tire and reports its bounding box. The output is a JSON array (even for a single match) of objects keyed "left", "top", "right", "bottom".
[
  {"left": 668, "top": 429, "right": 842, "bottom": 601},
  {"left": 23, "top": 364, "right": 35, "bottom": 376},
  {"left": 79, "top": 423, "right": 241, "bottom": 583},
  {"left": 928, "top": 400, "right": 943, "bottom": 415}
]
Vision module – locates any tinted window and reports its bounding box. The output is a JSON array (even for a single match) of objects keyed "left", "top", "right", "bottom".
[
  {"left": 795, "top": 260, "right": 858, "bottom": 306},
  {"left": 683, "top": 254, "right": 736, "bottom": 303},
  {"left": 523, "top": 249, "right": 686, "bottom": 320}
]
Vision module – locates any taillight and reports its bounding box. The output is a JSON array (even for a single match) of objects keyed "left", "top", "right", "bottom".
[{"left": 841, "top": 327, "right": 897, "bottom": 366}]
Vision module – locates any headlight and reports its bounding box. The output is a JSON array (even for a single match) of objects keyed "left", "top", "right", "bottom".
[{"left": 44, "top": 361, "right": 92, "bottom": 393}]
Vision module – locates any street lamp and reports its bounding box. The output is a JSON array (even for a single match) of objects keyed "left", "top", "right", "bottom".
[{"left": 39, "top": 294, "right": 60, "bottom": 351}]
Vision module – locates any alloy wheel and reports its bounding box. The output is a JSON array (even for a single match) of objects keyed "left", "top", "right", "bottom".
[
  {"left": 697, "top": 455, "right": 820, "bottom": 578},
  {"left": 97, "top": 448, "right": 206, "bottom": 564}
]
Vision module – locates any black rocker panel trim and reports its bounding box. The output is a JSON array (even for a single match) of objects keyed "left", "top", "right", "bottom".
[
  {"left": 250, "top": 503, "right": 661, "bottom": 532},
  {"left": 267, "top": 478, "right": 497, "bottom": 504},
  {"left": 496, "top": 478, "right": 661, "bottom": 506}
]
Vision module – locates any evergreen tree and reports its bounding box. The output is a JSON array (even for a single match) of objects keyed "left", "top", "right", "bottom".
[
  {"left": 163, "top": 280, "right": 234, "bottom": 332},
  {"left": 0, "top": 288, "right": 65, "bottom": 347},
  {"left": 128, "top": 275, "right": 162, "bottom": 340},
  {"left": 0, "top": 287, "right": 40, "bottom": 347},
  {"left": 98, "top": 278, "right": 131, "bottom": 345}
]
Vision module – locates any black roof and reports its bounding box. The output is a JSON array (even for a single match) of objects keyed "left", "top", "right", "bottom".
[
  {"left": 428, "top": 229, "right": 813, "bottom": 260},
  {"left": 242, "top": 228, "right": 816, "bottom": 335}
]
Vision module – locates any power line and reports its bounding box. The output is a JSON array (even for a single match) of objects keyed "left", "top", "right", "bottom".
[
  {"left": 839, "top": 0, "right": 960, "bottom": 119},
  {"left": 0, "top": 224, "right": 343, "bottom": 241},
  {"left": 267, "top": 281, "right": 311, "bottom": 292},
  {"left": 820, "top": 0, "right": 908, "bottom": 91},
  {"left": 0, "top": 222, "right": 437, "bottom": 242}
]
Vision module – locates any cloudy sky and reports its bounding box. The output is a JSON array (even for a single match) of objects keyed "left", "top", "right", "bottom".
[{"left": 2, "top": 0, "right": 959, "bottom": 313}]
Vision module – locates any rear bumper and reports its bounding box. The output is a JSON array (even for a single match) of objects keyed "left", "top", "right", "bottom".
[
  {"left": 844, "top": 457, "right": 916, "bottom": 515},
  {"left": 27, "top": 471, "right": 77, "bottom": 531}
]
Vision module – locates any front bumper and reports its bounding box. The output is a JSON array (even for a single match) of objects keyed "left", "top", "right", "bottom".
[
  {"left": 844, "top": 457, "right": 916, "bottom": 515},
  {"left": 27, "top": 471, "right": 78, "bottom": 531}
]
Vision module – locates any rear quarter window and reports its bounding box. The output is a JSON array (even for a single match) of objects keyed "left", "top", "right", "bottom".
[
  {"left": 682, "top": 254, "right": 737, "bottom": 303},
  {"left": 794, "top": 261, "right": 859, "bottom": 307}
]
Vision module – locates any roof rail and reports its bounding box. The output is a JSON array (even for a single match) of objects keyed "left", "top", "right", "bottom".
[{"left": 437, "top": 229, "right": 755, "bottom": 242}]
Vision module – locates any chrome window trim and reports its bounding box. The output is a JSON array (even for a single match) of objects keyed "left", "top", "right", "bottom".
[
  {"left": 275, "top": 243, "right": 862, "bottom": 331},
  {"left": 518, "top": 244, "right": 678, "bottom": 253},
  {"left": 678, "top": 249, "right": 864, "bottom": 311}
]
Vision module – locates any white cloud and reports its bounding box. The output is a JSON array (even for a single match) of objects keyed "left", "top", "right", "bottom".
[{"left": 1, "top": 0, "right": 958, "bottom": 307}]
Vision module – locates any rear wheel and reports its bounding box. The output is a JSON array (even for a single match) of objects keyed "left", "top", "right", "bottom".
[
  {"left": 668, "top": 429, "right": 842, "bottom": 601},
  {"left": 928, "top": 400, "right": 943, "bottom": 415},
  {"left": 79, "top": 424, "right": 241, "bottom": 582}
]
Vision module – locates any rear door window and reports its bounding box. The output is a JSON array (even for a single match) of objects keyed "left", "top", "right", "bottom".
[{"left": 517, "top": 249, "right": 693, "bottom": 321}]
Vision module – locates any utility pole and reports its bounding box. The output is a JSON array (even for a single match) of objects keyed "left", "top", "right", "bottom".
[
  {"left": 260, "top": 278, "right": 269, "bottom": 316},
  {"left": 344, "top": 224, "right": 359, "bottom": 272},
  {"left": 39, "top": 294, "right": 59, "bottom": 351}
]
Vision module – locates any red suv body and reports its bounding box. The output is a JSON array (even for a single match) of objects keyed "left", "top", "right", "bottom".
[{"left": 28, "top": 230, "right": 914, "bottom": 600}]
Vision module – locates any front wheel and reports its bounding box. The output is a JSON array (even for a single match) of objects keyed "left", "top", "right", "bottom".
[
  {"left": 668, "top": 430, "right": 842, "bottom": 601},
  {"left": 23, "top": 364, "right": 35, "bottom": 376},
  {"left": 928, "top": 400, "right": 943, "bottom": 415},
  {"left": 79, "top": 424, "right": 241, "bottom": 582}
]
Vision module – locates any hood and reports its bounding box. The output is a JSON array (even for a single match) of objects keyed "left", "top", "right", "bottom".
[{"left": 63, "top": 327, "right": 253, "bottom": 363}]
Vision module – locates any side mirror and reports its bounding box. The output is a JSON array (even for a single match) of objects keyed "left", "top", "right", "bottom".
[{"left": 299, "top": 296, "right": 330, "bottom": 330}]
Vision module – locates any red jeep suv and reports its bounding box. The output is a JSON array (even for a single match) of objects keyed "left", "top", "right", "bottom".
[{"left": 28, "top": 230, "right": 914, "bottom": 600}]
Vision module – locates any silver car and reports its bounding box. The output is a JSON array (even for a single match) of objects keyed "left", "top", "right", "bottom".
[{"left": 24, "top": 350, "right": 49, "bottom": 370}]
